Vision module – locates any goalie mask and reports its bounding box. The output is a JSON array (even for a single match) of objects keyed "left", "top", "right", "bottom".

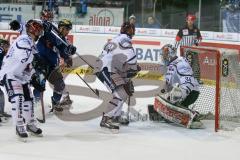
[{"left": 160, "top": 44, "right": 177, "bottom": 65}]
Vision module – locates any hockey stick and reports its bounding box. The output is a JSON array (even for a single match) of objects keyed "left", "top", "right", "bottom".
[
  {"left": 36, "top": 92, "right": 46, "bottom": 123},
  {"left": 75, "top": 53, "right": 94, "bottom": 69},
  {"left": 127, "top": 96, "right": 131, "bottom": 122},
  {"left": 76, "top": 72, "right": 99, "bottom": 97},
  {"left": 51, "top": 30, "right": 94, "bottom": 69}
]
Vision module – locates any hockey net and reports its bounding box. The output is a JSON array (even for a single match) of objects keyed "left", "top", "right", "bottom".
[{"left": 180, "top": 46, "right": 240, "bottom": 132}]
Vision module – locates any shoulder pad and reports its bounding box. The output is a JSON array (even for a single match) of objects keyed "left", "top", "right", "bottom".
[
  {"left": 119, "top": 37, "right": 132, "bottom": 49},
  {"left": 16, "top": 35, "right": 33, "bottom": 50}
]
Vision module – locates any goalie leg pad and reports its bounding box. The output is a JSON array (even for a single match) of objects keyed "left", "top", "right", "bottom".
[
  {"left": 148, "top": 104, "right": 165, "bottom": 121},
  {"left": 154, "top": 95, "right": 203, "bottom": 129}
]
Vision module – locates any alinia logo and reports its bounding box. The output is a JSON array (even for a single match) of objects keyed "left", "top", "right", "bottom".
[{"left": 89, "top": 9, "right": 114, "bottom": 26}]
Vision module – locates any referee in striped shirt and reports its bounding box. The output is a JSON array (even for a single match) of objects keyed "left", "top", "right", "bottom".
[{"left": 174, "top": 14, "right": 203, "bottom": 84}]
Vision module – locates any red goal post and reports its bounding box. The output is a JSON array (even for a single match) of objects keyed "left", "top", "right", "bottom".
[{"left": 180, "top": 45, "right": 240, "bottom": 132}]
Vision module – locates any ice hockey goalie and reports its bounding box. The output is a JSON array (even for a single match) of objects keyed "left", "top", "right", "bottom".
[{"left": 148, "top": 44, "right": 204, "bottom": 129}]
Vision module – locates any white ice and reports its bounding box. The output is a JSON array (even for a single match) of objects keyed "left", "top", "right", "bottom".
[{"left": 0, "top": 74, "right": 240, "bottom": 160}]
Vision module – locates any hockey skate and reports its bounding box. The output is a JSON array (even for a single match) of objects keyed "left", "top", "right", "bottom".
[
  {"left": 0, "top": 113, "right": 10, "bottom": 123},
  {"left": 112, "top": 115, "right": 129, "bottom": 126},
  {"left": 27, "top": 123, "right": 43, "bottom": 137},
  {"left": 59, "top": 92, "right": 73, "bottom": 107},
  {"left": 50, "top": 97, "right": 63, "bottom": 112},
  {"left": 100, "top": 113, "right": 119, "bottom": 133},
  {"left": 1, "top": 112, "right": 11, "bottom": 118},
  {"left": 16, "top": 125, "right": 28, "bottom": 142},
  {"left": 189, "top": 112, "right": 205, "bottom": 129}
]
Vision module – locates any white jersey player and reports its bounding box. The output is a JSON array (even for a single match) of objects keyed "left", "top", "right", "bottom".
[
  {"left": 149, "top": 44, "right": 203, "bottom": 129},
  {"left": 161, "top": 44, "right": 200, "bottom": 107},
  {"left": 95, "top": 22, "right": 140, "bottom": 132},
  {"left": 0, "top": 20, "right": 44, "bottom": 140}
]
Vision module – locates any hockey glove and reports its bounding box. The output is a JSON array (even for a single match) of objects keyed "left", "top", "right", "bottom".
[
  {"left": 9, "top": 20, "right": 20, "bottom": 30},
  {"left": 126, "top": 65, "right": 141, "bottom": 78},
  {"left": 67, "top": 45, "right": 76, "bottom": 55},
  {"left": 170, "top": 84, "right": 183, "bottom": 104},
  {"left": 123, "top": 80, "right": 134, "bottom": 96},
  {"left": 30, "top": 73, "right": 46, "bottom": 92}
]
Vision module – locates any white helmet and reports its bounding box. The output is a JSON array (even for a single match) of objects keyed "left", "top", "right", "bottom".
[{"left": 160, "top": 44, "right": 176, "bottom": 65}]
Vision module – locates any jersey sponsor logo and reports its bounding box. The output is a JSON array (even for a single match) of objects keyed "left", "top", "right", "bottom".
[{"left": 183, "top": 29, "right": 189, "bottom": 35}]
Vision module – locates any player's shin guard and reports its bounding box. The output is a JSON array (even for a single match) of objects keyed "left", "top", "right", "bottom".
[
  {"left": 104, "top": 87, "right": 129, "bottom": 125},
  {"left": 11, "top": 95, "right": 24, "bottom": 126},
  {"left": 11, "top": 96, "right": 28, "bottom": 139}
]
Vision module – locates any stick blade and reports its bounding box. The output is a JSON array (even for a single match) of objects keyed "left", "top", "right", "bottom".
[{"left": 95, "top": 89, "right": 100, "bottom": 97}]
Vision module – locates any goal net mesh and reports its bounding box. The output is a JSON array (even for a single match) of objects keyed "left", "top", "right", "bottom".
[{"left": 181, "top": 46, "right": 240, "bottom": 131}]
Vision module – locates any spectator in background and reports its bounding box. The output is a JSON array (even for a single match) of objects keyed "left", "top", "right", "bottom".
[
  {"left": 144, "top": 16, "right": 160, "bottom": 28},
  {"left": 129, "top": 14, "right": 136, "bottom": 25},
  {"left": 129, "top": 14, "right": 141, "bottom": 28}
]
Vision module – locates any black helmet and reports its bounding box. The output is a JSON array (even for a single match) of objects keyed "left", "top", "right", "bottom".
[
  {"left": 120, "top": 21, "right": 135, "bottom": 38},
  {"left": 0, "top": 38, "right": 10, "bottom": 48},
  {"left": 58, "top": 19, "right": 72, "bottom": 30}
]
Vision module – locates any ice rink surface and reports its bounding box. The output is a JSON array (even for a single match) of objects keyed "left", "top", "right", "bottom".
[{"left": 1, "top": 75, "right": 240, "bottom": 160}]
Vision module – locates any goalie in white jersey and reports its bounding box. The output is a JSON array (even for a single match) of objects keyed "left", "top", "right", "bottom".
[
  {"left": 95, "top": 22, "right": 140, "bottom": 132},
  {"left": 161, "top": 44, "right": 200, "bottom": 107},
  {"left": 149, "top": 44, "right": 203, "bottom": 129},
  {"left": 0, "top": 20, "right": 44, "bottom": 140}
]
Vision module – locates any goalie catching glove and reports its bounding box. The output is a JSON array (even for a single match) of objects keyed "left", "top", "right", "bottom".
[{"left": 169, "top": 83, "right": 184, "bottom": 104}]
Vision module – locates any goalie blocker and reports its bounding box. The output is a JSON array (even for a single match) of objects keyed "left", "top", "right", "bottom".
[{"left": 150, "top": 95, "right": 204, "bottom": 129}]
